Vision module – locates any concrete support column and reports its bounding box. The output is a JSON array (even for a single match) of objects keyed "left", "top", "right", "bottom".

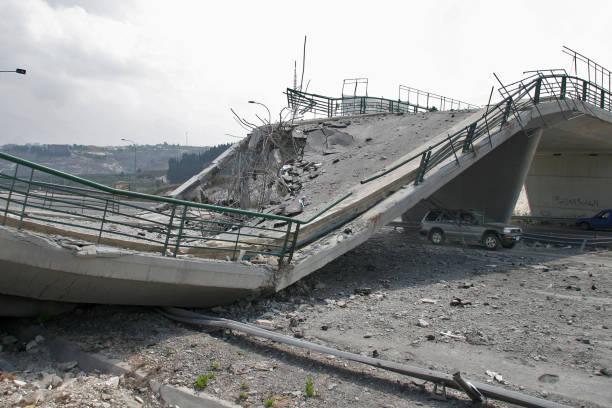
[
  {"left": 404, "top": 128, "right": 543, "bottom": 223},
  {"left": 500, "top": 128, "right": 543, "bottom": 220}
]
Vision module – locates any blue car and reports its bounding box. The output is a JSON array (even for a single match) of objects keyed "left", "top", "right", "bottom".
[{"left": 576, "top": 209, "right": 612, "bottom": 230}]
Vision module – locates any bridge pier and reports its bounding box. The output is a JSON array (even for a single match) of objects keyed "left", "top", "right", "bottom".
[{"left": 404, "top": 128, "right": 543, "bottom": 223}]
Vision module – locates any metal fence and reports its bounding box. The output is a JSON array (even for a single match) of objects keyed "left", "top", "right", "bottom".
[
  {"left": 398, "top": 85, "right": 479, "bottom": 112},
  {"left": 287, "top": 86, "right": 479, "bottom": 119},
  {"left": 0, "top": 152, "right": 314, "bottom": 266},
  {"left": 287, "top": 88, "right": 429, "bottom": 117},
  {"left": 359, "top": 73, "right": 612, "bottom": 186}
]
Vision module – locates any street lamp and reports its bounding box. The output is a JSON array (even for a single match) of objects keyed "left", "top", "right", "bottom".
[
  {"left": 248, "top": 100, "right": 271, "bottom": 125},
  {"left": 0, "top": 68, "right": 26, "bottom": 75},
  {"left": 121, "top": 138, "right": 137, "bottom": 189}
]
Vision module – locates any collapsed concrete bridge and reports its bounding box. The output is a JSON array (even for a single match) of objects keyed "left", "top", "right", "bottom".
[{"left": 1, "top": 71, "right": 611, "bottom": 315}]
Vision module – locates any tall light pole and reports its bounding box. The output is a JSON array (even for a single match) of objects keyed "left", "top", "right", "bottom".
[
  {"left": 248, "top": 100, "right": 271, "bottom": 125},
  {"left": 121, "top": 138, "right": 137, "bottom": 190},
  {"left": 0, "top": 68, "right": 26, "bottom": 75}
]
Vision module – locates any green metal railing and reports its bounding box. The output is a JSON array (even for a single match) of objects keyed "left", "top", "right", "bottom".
[
  {"left": 398, "top": 85, "right": 479, "bottom": 112},
  {"left": 359, "top": 73, "right": 611, "bottom": 185},
  {"left": 286, "top": 88, "right": 478, "bottom": 118},
  {"left": 0, "top": 152, "right": 353, "bottom": 266}
]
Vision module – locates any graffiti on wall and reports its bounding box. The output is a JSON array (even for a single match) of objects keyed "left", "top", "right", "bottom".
[{"left": 553, "top": 195, "right": 600, "bottom": 208}]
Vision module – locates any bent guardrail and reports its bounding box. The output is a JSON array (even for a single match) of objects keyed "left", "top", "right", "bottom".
[
  {"left": 0, "top": 152, "right": 351, "bottom": 266},
  {"left": 359, "top": 73, "right": 611, "bottom": 186},
  {"left": 287, "top": 88, "right": 478, "bottom": 118}
]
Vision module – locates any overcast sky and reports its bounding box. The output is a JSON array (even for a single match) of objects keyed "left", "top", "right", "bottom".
[{"left": 0, "top": 0, "right": 610, "bottom": 147}]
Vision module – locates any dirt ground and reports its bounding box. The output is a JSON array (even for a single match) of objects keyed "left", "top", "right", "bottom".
[{"left": 1, "top": 228, "right": 611, "bottom": 408}]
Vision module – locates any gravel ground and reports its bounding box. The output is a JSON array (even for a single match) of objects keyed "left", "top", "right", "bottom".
[{"left": 2, "top": 228, "right": 611, "bottom": 408}]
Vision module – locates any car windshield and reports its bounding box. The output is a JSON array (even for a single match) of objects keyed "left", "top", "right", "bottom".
[
  {"left": 440, "top": 210, "right": 457, "bottom": 222},
  {"left": 425, "top": 210, "right": 442, "bottom": 221}
]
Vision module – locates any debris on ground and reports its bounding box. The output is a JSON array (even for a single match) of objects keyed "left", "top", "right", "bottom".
[{"left": 1, "top": 229, "right": 610, "bottom": 408}]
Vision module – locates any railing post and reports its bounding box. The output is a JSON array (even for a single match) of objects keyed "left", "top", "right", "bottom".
[
  {"left": 18, "top": 168, "right": 34, "bottom": 229},
  {"left": 534, "top": 78, "right": 542, "bottom": 104},
  {"left": 560, "top": 76, "right": 567, "bottom": 99},
  {"left": 462, "top": 122, "right": 477, "bottom": 153},
  {"left": 447, "top": 134, "right": 460, "bottom": 165},
  {"left": 501, "top": 99, "right": 512, "bottom": 127},
  {"left": 2, "top": 164, "right": 19, "bottom": 225},
  {"left": 286, "top": 224, "right": 300, "bottom": 264},
  {"left": 172, "top": 205, "right": 187, "bottom": 257},
  {"left": 601, "top": 89, "right": 606, "bottom": 109},
  {"left": 232, "top": 224, "right": 242, "bottom": 261},
  {"left": 42, "top": 190, "right": 49, "bottom": 209},
  {"left": 162, "top": 204, "right": 177, "bottom": 256},
  {"left": 582, "top": 80, "right": 588, "bottom": 101},
  {"left": 97, "top": 200, "right": 109, "bottom": 244},
  {"left": 360, "top": 97, "right": 365, "bottom": 114},
  {"left": 414, "top": 150, "right": 431, "bottom": 186},
  {"left": 277, "top": 221, "right": 293, "bottom": 266},
  {"left": 421, "top": 150, "right": 431, "bottom": 183}
]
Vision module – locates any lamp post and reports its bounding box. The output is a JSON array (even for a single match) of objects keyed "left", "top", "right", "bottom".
[
  {"left": 248, "top": 100, "right": 271, "bottom": 125},
  {"left": 121, "top": 138, "right": 137, "bottom": 190},
  {"left": 0, "top": 68, "right": 26, "bottom": 75}
]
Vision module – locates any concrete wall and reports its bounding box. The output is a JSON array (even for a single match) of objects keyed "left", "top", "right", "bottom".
[{"left": 515, "top": 153, "right": 612, "bottom": 218}]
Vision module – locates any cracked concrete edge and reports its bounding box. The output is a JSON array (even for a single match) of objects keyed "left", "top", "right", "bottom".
[{"left": 7, "top": 322, "right": 241, "bottom": 408}]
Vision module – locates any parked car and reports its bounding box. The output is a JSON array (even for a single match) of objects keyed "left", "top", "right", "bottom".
[
  {"left": 419, "top": 209, "right": 522, "bottom": 250},
  {"left": 576, "top": 209, "right": 612, "bottom": 230}
]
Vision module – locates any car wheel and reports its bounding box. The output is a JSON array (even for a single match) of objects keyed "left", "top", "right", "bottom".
[
  {"left": 579, "top": 222, "right": 591, "bottom": 231},
  {"left": 502, "top": 242, "right": 516, "bottom": 249},
  {"left": 430, "top": 229, "right": 444, "bottom": 245},
  {"left": 483, "top": 233, "right": 499, "bottom": 250}
]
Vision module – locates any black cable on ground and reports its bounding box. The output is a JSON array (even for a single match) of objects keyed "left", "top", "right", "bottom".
[{"left": 158, "top": 307, "right": 570, "bottom": 408}]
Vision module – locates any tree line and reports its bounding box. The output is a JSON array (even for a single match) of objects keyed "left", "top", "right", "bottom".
[{"left": 167, "top": 143, "right": 232, "bottom": 183}]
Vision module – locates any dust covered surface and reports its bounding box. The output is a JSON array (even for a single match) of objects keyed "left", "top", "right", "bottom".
[
  {"left": 2, "top": 230, "right": 611, "bottom": 407},
  {"left": 192, "top": 111, "right": 474, "bottom": 222}
]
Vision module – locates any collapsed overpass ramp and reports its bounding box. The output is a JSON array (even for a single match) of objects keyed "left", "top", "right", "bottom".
[{"left": 1, "top": 73, "right": 611, "bottom": 314}]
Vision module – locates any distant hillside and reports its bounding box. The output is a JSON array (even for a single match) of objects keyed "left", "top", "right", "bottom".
[{"left": 0, "top": 143, "right": 208, "bottom": 176}]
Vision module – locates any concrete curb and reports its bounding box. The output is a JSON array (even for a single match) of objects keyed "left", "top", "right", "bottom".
[{"left": 7, "top": 322, "right": 240, "bottom": 408}]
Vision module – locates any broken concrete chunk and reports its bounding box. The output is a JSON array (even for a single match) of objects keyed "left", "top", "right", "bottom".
[
  {"left": 354, "top": 287, "right": 372, "bottom": 296},
  {"left": 104, "top": 376, "right": 120, "bottom": 389},
  {"left": 57, "top": 360, "right": 79, "bottom": 371},
  {"left": 13, "top": 379, "right": 27, "bottom": 387},
  {"left": 75, "top": 245, "right": 97, "bottom": 258},
  {"left": 324, "top": 121, "right": 350, "bottom": 129},
  {"left": 283, "top": 200, "right": 304, "bottom": 216},
  {"left": 25, "top": 339, "right": 38, "bottom": 352},
  {"left": 39, "top": 372, "right": 63, "bottom": 389},
  {"left": 450, "top": 297, "right": 471, "bottom": 307},
  {"left": 416, "top": 319, "right": 430, "bottom": 328},
  {"left": 485, "top": 370, "right": 507, "bottom": 384}
]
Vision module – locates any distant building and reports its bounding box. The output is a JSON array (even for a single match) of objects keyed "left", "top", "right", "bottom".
[{"left": 114, "top": 181, "right": 130, "bottom": 190}]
